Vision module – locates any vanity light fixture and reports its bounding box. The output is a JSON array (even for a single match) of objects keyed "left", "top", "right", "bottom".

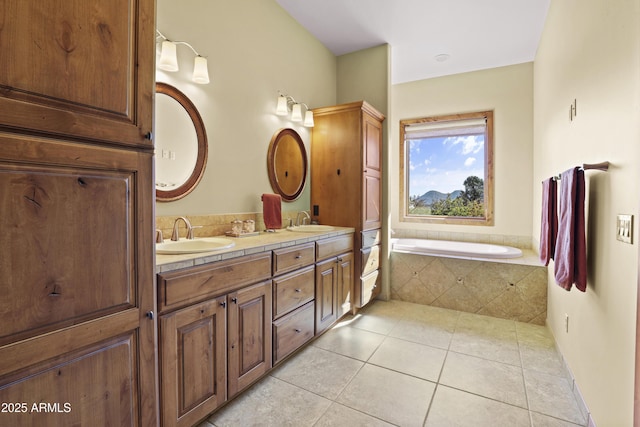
[
  {"left": 276, "top": 92, "right": 314, "bottom": 127},
  {"left": 156, "top": 30, "right": 210, "bottom": 85}
]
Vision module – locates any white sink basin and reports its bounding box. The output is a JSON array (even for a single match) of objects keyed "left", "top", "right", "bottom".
[
  {"left": 286, "top": 224, "right": 335, "bottom": 233},
  {"left": 156, "top": 237, "right": 235, "bottom": 254}
]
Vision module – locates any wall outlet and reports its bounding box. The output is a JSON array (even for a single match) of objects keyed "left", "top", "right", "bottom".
[{"left": 616, "top": 214, "right": 633, "bottom": 244}]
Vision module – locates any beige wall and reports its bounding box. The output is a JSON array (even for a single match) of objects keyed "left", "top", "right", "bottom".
[
  {"left": 337, "top": 44, "right": 390, "bottom": 116},
  {"left": 533, "top": 0, "right": 640, "bottom": 424},
  {"left": 390, "top": 63, "right": 534, "bottom": 240},
  {"left": 156, "top": 0, "right": 336, "bottom": 217}
]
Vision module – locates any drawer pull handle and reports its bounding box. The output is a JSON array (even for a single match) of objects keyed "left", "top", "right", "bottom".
[
  {"left": 294, "top": 329, "right": 302, "bottom": 333},
  {"left": 295, "top": 288, "right": 302, "bottom": 293}
]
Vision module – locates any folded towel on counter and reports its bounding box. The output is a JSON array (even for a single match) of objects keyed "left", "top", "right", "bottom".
[
  {"left": 262, "top": 193, "right": 282, "bottom": 230},
  {"left": 539, "top": 177, "right": 558, "bottom": 266},
  {"left": 554, "top": 167, "right": 587, "bottom": 292}
]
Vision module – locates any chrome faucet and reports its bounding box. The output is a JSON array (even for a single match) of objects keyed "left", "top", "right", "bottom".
[
  {"left": 171, "top": 216, "right": 194, "bottom": 241},
  {"left": 296, "top": 211, "right": 311, "bottom": 226}
]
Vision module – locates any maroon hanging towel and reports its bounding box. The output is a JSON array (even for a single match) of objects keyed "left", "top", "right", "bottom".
[
  {"left": 539, "top": 177, "right": 558, "bottom": 266},
  {"left": 262, "top": 193, "right": 282, "bottom": 230},
  {"left": 554, "top": 167, "right": 587, "bottom": 292}
]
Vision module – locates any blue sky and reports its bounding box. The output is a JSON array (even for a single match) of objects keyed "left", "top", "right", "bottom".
[{"left": 408, "top": 135, "right": 484, "bottom": 197}]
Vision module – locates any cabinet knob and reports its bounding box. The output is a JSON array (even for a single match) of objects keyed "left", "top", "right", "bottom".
[
  {"left": 295, "top": 288, "right": 302, "bottom": 293},
  {"left": 145, "top": 311, "right": 154, "bottom": 320},
  {"left": 295, "top": 255, "right": 302, "bottom": 259},
  {"left": 220, "top": 301, "right": 227, "bottom": 308},
  {"left": 294, "top": 329, "right": 302, "bottom": 333},
  {"left": 144, "top": 132, "right": 153, "bottom": 140},
  {"left": 231, "top": 297, "right": 238, "bottom": 304}
]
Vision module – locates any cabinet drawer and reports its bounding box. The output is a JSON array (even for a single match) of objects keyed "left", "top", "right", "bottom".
[
  {"left": 362, "top": 229, "right": 381, "bottom": 248},
  {"left": 158, "top": 252, "right": 272, "bottom": 313},
  {"left": 316, "top": 235, "right": 353, "bottom": 261},
  {"left": 273, "top": 266, "right": 315, "bottom": 319},
  {"left": 359, "top": 270, "right": 380, "bottom": 307},
  {"left": 273, "top": 301, "right": 315, "bottom": 364},
  {"left": 361, "top": 244, "right": 380, "bottom": 276},
  {"left": 273, "top": 243, "right": 315, "bottom": 276}
]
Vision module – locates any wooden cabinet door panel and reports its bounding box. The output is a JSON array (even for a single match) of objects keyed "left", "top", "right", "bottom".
[
  {"left": 363, "top": 173, "right": 381, "bottom": 230},
  {"left": 228, "top": 281, "right": 272, "bottom": 397},
  {"left": 363, "top": 114, "right": 382, "bottom": 173},
  {"left": 160, "top": 297, "right": 227, "bottom": 427},
  {"left": 337, "top": 252, "right": 354, "bottom": 318},
  {"left": 0, "top": 333, "right": 139, "bottom": 427},
  {"left": 315, "top": 258, "right": 337, "bottom": 334},
  {"left": 0, "top": 132, "right": 157, "bottom": 424},
  {"left": 0, "top": 0, "right": 154, "bottom": 148},
  {"left": 0, "top": 163, "right": 134, "bottom": 342}
]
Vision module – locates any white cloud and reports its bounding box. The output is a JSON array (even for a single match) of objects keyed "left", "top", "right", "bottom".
[
  {"left": 464, "top": 157, "right": 476, "bottom": 167},
  {"left": 443, "top": 135, "right": 483, "bottom": 155}
]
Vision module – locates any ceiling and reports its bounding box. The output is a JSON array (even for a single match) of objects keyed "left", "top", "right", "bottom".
[{"left": 276, "top": 0, "right": 550, "bottom": 84}]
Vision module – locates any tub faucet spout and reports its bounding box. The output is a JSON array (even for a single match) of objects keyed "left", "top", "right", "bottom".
[{"left": 171, "top": 216, "right": 194, "bottom": 241}]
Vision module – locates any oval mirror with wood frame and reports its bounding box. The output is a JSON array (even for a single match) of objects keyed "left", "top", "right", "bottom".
[
  {"left": 155, "top": 82, "right": 208, "bottom": 202},
  {"left": 267, "top": 128, "right": 308, "bottom": 202}
]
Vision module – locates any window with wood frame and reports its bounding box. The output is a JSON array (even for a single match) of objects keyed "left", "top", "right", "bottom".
[{"left": 399, "top": 110, "right": 494, "bottom": 225}]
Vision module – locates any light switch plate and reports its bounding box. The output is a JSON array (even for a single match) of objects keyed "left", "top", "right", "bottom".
[{"left": 616, "top": 214, "right": 633, "bottom": 244}]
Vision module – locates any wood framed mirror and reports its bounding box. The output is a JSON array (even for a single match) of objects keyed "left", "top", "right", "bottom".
[
  {"left": 267, "top": 128, "right": 308, "bottom": 201},
  {"left": 155, "top": 82, "right": 208, "bottom": 202}
]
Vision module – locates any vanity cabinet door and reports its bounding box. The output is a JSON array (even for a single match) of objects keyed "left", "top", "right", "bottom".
[
  {"left": 336, "top": 252, "right": 354, "bottom": 318},
  {"left": 160, "top": 296, "right": 228, "bottom": 427},
  {"left": 315, "top": 251, "right": 354, "bottom": 334},
  {"left": 315, "top": 258, "right": 338, "bottom": 334},
  {"left": 228, "top": 280, "right": 273, "bottom": 398}
]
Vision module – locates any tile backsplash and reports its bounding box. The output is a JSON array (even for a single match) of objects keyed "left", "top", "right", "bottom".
[{"left": 156, "top": 211, "right": 303, "bottom": 240}]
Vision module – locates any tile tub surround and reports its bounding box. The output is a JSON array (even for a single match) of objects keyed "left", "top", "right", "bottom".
[
  {"left": 390, "top": 250, "right": 547, "bottom": 325},
  {"left": 201, "top": 300, "right": 589, "bottom": 427}
]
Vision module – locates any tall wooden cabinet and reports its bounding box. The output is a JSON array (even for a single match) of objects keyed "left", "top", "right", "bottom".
[
  {"left": 0, "top": 1, "right": 158, "bottom": 425},
  {"left": 311, "top": 101, "right": 385, "bottom": 311}
]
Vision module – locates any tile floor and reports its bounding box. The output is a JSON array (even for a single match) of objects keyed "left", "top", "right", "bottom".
[{"left": 201, "top": 300, "right": 589, "bottom": 427}]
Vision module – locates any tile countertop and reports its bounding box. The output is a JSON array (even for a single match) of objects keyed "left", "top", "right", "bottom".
[{"left": 156, "top": 226, "right": 356, "bottom": 274}]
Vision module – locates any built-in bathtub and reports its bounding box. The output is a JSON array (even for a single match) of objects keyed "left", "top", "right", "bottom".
[
  {"left": 391, "top": 238, "right": 523, "bottom": 260},
  {"left": 390, "top": 238, "right": 547, "bottom": 325}
]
